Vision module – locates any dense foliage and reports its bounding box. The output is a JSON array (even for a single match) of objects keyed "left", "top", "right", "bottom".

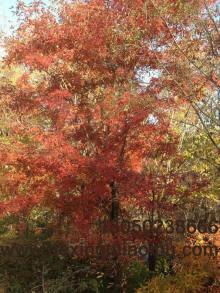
[{"left": 0, "top": 0, "right": 219, "bottom": 292}]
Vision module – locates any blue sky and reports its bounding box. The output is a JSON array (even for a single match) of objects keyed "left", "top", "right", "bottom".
[{"left": 0, "top": 0, "right": 17, "bottom": 35}]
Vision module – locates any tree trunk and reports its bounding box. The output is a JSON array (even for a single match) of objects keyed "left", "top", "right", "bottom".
[
  {"left": 110, "top": 181, "right": 119, "bottom": 221},
  {"left": 148, "top": 246, "right": 157, "bottom": 271}
]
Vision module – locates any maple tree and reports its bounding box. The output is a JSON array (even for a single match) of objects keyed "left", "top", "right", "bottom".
[{"left": 0, "top": 3, "right": 218, "bottom": 290}]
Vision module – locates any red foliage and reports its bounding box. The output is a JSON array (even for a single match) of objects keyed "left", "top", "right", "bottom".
[{"left": 0, "top": 0, "right": 211, "bottom": 245}]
